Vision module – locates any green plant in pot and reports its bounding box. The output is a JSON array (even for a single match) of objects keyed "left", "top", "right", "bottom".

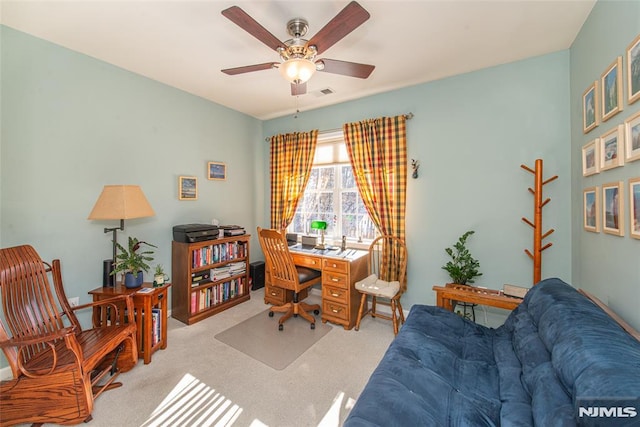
[
  {"left": 442, "top": 230, "right": 482, "bottom": 285},
  {"left": 112, "top": 237, "right": 157, "bottom": 288},
  {"left": 153, "top": 264, "right": 167, "bottom": 287}
]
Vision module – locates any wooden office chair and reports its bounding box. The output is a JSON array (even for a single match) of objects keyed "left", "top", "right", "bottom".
[
  {"left": 257, "top": 227, "right": 321, "bottom": 331},
  {"left": 354, "top": 235, "right": 408, "bottom": 335},
  {"left": 0, "top": 244, "right": 138, "bottom": 426}
]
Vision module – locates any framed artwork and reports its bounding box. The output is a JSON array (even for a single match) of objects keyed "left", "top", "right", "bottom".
[
  {"left": 627, "top": 33, "right": 640, "bottom": 105},
  {"left": 624, "top": 110, "right": 640, "bottom": 162},
  {"left": 600, "top": 56, "right": 623, "bottom": 122},
  {"left": 630, "top": 178, "right": 640, "bottom": 239},
  {"left": 179, "top": 176, "right": 198, "bottom": 200},
  {"left": 602, "top": 181, "right": 624, "bottom": 236},
  {"left": 582, "top": 81, "right": 599, "bottom": 133},
  {"left": 581, "top": 139, "right": 599, "bottom": 176},
  {"left": 583, "top": 187, "right": 600, "bottom": 233},
  {"left": 207, "top": 161, "right": 227, "bottom": 180},
  {"left": 599, "top": 125, "right": 625, "bottom": 171}
]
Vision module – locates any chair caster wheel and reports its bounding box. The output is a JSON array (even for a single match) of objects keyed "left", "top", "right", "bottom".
[
  {"left": 279, "top": 324, "right": 283, "bottom": 331},
  {"left": 268, "top": 311, "right": 274, "bottom": 317},
  {"left": 310, "top": 323, "right": 315, "bottom": 330},
  {"left": 314, "top": 310, "right": 320, "bottom": 315}
]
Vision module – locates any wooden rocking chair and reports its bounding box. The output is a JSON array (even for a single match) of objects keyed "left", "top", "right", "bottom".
[{"left": 0, "top": 245, "right": 138, "bottom": 426}]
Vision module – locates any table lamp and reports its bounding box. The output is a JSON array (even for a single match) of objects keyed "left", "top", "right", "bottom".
[
  {"left": 88, "top": 185, "right": 155, "bottom": 286},
  {"left": 310, "top": 220, "right": 327, "bottom": 249}
]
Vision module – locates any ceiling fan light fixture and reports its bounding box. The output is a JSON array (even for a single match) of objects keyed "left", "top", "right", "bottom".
[{"left": 279, "top": 58, "right": 317, "bottom": 84}]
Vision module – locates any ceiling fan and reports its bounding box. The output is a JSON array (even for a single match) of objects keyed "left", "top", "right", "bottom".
[{"left": 221, "top": 1, "right": 375, "bottom": 96}]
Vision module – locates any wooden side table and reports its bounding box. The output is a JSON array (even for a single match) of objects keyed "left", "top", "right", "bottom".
[
  {"left": 89, "top": 282, "right": 170, "bottom": 364},
  {"left": 432, "top": 283, "right": 522, "bottom": 312}
]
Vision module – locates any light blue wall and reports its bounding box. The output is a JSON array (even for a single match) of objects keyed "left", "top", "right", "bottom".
[
  {"left": 0, "top": 26, "right": 263, "bottom": 327},
  {"left": 570, "top": 0, "right": 640, "bottom": 329},
  {"left": 263, "top": 51, "right": 573, "bottom": 314}
]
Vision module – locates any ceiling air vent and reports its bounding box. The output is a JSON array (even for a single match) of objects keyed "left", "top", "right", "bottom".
[{"left": 312, "top": 87, "right": 335, "bottom": 97}]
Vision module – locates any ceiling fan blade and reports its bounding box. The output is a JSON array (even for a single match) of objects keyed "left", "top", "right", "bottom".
[
  {"left": 317, "top": 59, "right": 375, "bottom": 79},
  {"left": 221, "top": 6, "right": 285, "bottom": 52},
  {"left": 306, "top": 1, "right": 370, "bottom": 54},
  {"left": 291, "top": 82, "right": 307, "bottom": 96},
  {"left": 222, "top": 62, "right": 278, "bottom": 75}
]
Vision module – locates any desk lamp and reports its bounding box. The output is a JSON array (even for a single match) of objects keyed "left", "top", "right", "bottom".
[
  {"left": 88, "top": 185, "right": 155, "bottom": 286},
  {"left": 310, "top": 220, "right": 327, "bottom": 249}
]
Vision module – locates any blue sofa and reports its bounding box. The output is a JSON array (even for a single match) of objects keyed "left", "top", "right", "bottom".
[{"left": 344, "top": 278, "right": 640, "bottom": 426}]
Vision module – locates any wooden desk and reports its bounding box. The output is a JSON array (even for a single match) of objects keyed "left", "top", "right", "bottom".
[
  {"left": 89, "top": 283, "right": 170, "bottom": 364},
  {"left": 432, "top": 283, "right": 522, "bottom": 312},
  {"left": 264, "top": 246, "right": 368, "bottom": 330}
]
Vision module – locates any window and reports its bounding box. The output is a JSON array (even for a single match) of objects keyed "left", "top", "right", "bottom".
[{"left": 288, "top": 132, "right": 376, "bottom": 243}]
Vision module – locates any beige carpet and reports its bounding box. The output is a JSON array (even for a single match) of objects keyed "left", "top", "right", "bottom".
[{"left": 214, "top": 309, "right": 332, "bottom": 370}]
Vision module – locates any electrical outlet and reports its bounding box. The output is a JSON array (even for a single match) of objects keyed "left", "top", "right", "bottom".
[{"left": 69, "top": 297, "right": 80, "bottom": 307}]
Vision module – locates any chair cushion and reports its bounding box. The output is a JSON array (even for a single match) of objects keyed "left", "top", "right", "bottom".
[
  {"left": 355, "top": 274, "right": 400, "bottom": 298},
  {"left": 296, "top": 266, "right": 322, "bottom": 284}
]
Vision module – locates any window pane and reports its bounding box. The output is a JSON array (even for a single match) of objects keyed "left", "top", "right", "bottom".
[
  {"left": 318, "top": 192, "right": 334, "bottom": 213},
  {"left": 318, "top": 167, "right": 335, "bottom": 190},
  {"left": 342, "top": 214, "right": 358, "bottom": 239},
  {"left": 342, "top": 191, "right": 358, "bottom": 213},
  {"left": 306, "top": 168, "right": 319, "bottom": 190},
  {"left": 341, "top": 165, "right": 356, "bottom": 188}
]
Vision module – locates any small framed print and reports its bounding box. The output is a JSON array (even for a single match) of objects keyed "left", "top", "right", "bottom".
[
  {"left": 627, "top": 33, "right": 640, "bottom": 104},
  {"left": 583, "top": 81, "right": 599, "bottom": 133},
  {"left": 207, "top": 161, "right": 226, "bottom": 180},
  {"left": 583, "top": 187, "right": 600, "bottom": 233},
  {"left": 582, "top": 139, "right": 599, "bottom": 176},
  {"left": 624, "top": 110, "right": 640, "bottom": 162},
  {"left": 600, "top": 56, "right": 623, "bottom": 122},
  {"left": 602, "top": 181, "right": 624, "bottom": 236},
  {"left": 179, "top": 176, "right": 198, "bottom": 200},
  {"left": 599, "top": 125, "right": 625, "bottom": 171},
  {"left": 630, "top": 178, "right": 640, "bottom": 239}
]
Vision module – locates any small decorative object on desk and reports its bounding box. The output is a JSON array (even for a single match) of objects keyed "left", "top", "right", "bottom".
[{"left": 154, "top": 264, "right": 168, "bottom": 287}]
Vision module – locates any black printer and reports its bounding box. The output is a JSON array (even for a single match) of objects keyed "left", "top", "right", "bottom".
[{"left": 173, "top": 224, "right": 220, "bottom": 243}]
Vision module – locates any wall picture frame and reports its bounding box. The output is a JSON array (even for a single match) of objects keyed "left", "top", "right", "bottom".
[
  {"left": 583, "top": 186, "right": 600, "bottom": 233},
  {"left": 627, "top": 33, "right": 640, "bottom": 105},
  {"left": 602, "top": 181, "right": 624, "bottom": 236},
  {"left": 599, "top": 125, "right": 625, "bottom": 171},
  {"left": 179, "top": 176, "right": 198, "bottom": 200},
  {"left": 207, "top": 161, "right": 226, "bottom": 180},
  {"left": 624, "top": 110, "right": 640, "bottom": 162},
  {"left": 582, "top": 80, "right": 599, "bottom": 133},
  {"left": 600, "top": 56, "right": 623, "bottom": 122},
  {"left": 630, "top": 177, "right": 640, "bottom": 239},
  {"left": 582, "top": 139, "right": 600, "bottom": 176}
]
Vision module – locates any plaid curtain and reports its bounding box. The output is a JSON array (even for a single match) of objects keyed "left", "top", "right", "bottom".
[
  {"left": 343, "top": 115, "right": 407, "bottom": 240},
  {"left": 270, "top": 130, "right": 318, "bottom": 230}
]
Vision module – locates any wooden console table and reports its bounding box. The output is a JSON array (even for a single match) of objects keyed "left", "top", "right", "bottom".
[
  {"left": 432, "top": 283, "right": 522, "bottom": 312},
  {"left": 89, "top": 282, "right": 170, "bottom": 364}
]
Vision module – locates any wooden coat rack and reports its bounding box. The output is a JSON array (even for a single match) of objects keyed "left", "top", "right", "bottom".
[{"left": 521, "top": 159, "right": 558, "bottom": 285}]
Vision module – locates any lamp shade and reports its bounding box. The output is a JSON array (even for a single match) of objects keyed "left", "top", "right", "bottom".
[
  {"left": 279, "top": 58, "right": 316, "bottom": 84},
  {"left": 310, "top": 220, "right": 327, "bottom": 230},
  {"left": 88, "top": 185, "right": 155, "bottom": 220}
]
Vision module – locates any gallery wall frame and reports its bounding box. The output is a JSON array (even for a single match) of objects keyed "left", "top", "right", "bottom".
[
  {"left": 179, "top": 176, "right": 198, "bottom": 200},
  {"left": 583, "top": 186, "right": 600, "bottom": 233},
  {"left": 624, "top": 110, "right": 640, "bottom": 163},
  {"left": 207, "top": 161, "right": 227, "bottom": 181},
  {"left": 601, "top": 56, "right": 623, "bottom": 122},
  {"left": 582, "top": 139, "right": 600, "bottom": 176},
  {"left": 627, "top": 33, "right": 640, "bottom": 105},
  {"left": 599, "top": 125, "right": 625, "bottom": 171},
  {"left": 630, "top": 177, "right": 640, "bottom": 239},
  {"left": 602, "top": 181, "right": 624, "bottom": 237},
  {"left": 583, "top": 80, "right": 599, "bottom": 133}
]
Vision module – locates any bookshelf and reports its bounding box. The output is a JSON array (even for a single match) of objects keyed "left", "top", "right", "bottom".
[{"left": 172, "top": 234, "right": 251, "bottom": 325}]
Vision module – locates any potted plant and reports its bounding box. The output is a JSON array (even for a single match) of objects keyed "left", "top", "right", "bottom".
[
  {"left": 442, "top": 230, "right": 482, "bottom": 285},
  {"left": 112, "top": 237, "right": 157, "bottom": 288},
  {"left": 153, "top": 264, "right": 167, "bottom": 287}
]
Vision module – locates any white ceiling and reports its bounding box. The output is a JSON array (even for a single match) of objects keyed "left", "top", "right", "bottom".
[{"left": 1, "top": 0, "right": 596, "bottom": 120}]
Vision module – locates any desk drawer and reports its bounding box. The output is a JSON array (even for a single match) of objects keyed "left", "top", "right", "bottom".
[
  {"left": 323, "top": 259, "right": 348, "bottom": 274},
  {"left": 292, "top": 254, "right": 322, "bottom": 270},
  {"left": 322, "top": 300, "right": 349, "bottom": 322},
  {"left": 323, "top": 285, "right": 348, "bottom": 303},
  {"left": 265, "top": 285, "right": 285, "bottom": 304},
  {"left": 323, "top": 272, "right": 348, "bottom": 289}
]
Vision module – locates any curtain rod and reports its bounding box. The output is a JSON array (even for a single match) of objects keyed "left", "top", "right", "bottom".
[{"left": 265, "top": 112, "right": 414, "bottom": 142}]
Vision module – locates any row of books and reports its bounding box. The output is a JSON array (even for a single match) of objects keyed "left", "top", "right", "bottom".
[
  {"left": 191, "top": 241, "right": 248, "bottom": 268},
  {"left": 151, "top": 308, "right": 161, "bottom": 347},
  {"left": 210, "top": 262, "right": 246, "bottom": 281},
  {"left": 190, "top": 277, "right": 247, "bottom": 313}
]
